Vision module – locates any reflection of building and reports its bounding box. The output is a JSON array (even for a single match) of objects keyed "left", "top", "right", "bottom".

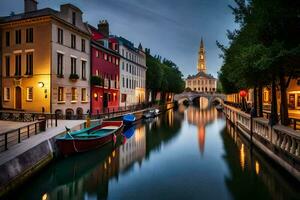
[
  {"left": 119, "top": 125, "right": 146, "bottom": 171},
  {"left": 45, "top": 148, "right": 120, "bottom": 200},
  {"left": 187, "top": 106, "right": 218, "bottom": 155},
  {"left": 185, "top": 38, "right": 217, "bottom": 93}
]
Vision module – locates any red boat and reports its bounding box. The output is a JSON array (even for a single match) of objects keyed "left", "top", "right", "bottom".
[{"left": 56, "top": 121, "right": 123, "bottom": 156}]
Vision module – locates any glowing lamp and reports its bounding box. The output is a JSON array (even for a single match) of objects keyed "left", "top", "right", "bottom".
[
  {"left": 94, "top": 93, "right": 98, "bottom": 98},
  {"left": 38, "top": 82, "right": 44, "bottom": 88},
  {"left": 239, "top": 90, "right": 247, "bottom": 98}
]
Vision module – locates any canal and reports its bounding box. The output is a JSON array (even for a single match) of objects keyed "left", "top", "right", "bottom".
[{"left": 6, "top": 105, "right": 300, "bottom": 200}]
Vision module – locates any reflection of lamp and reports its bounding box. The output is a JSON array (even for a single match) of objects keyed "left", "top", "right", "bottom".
[{"left": 38, "top": 82, "right": 44, "bottom": 88}]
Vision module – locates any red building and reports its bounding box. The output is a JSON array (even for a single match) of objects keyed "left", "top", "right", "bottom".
[{"left": 89, "top": 21, "right": 120, "bottom": 114}]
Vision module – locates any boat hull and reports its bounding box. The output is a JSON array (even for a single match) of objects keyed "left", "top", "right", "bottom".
[{"left": 56, "top": 121, "right": 123, "bottom": 156}]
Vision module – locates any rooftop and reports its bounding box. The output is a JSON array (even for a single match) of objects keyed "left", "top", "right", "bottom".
[{"left": 186, "top": 71, "right": 216, "bottom": 80}]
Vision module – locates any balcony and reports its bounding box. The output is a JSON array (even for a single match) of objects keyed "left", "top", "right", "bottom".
[{"left": 69, "top": 74, "right": 79, "bottom": 81}]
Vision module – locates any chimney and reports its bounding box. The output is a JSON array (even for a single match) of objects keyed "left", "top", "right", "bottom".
[
  {"left": 98, "top": 20, "right": 109, "bottom": 38},
  {"left": 24, "top": 0, "right": 38, "bottom": 13}
]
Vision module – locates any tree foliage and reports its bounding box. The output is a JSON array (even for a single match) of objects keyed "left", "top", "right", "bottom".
[
  {"left": 145, "top": 49, "right": 185, "bottom": 102},
  {"left": 218, "top": 0, "right": 300, "bottom": 125}
]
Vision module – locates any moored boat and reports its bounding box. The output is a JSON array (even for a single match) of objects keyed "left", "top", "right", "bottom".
[
  {"left": 122, "top": 113, "right": 136, "bottom": 125},
  {"left": 216, "top": 104, "right": 223, "bottom": 112},
  {"left": 56, "top": 121, "right": 123, "bottom": 156}
]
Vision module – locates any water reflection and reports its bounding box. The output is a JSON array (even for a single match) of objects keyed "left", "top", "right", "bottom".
[
  {"left": 223, "top": 120, "right": 300, "bottom": 200},
  {"left": 186, "top": 106, "right": 219, "bottom": 155},
  {"left": 5, "top": 107, "right": 300, "bottom": 200}
]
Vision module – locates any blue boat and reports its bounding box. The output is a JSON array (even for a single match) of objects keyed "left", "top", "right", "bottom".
[{"left": 122, "top": 113, "right": 136, "bottom": 125}]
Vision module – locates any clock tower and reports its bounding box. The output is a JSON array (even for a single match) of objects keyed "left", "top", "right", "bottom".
[{"left": 197, "top": 38, "right": 206, "bottom": 73}]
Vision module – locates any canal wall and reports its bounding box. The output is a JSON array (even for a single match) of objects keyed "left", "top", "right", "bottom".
[
  {"left": 0, "top": 103, "right": 174, "bottom": 196},
  {"left": 223, "top": 104, "right": 300, "bottom": 182},
  {"left": 0, "top": 120, "right": 102, "bottom": 197}
]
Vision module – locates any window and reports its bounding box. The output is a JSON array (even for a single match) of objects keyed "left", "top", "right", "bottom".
[
  {"left": 96, "top": 51, "right": 99, "bottom": 58},
  {"left": 81, "top": 60, "right": 86, "bottom": 80},
  {"left": 122, "top": 77, "right": 125, "bottom": 87},
  {"left": 71, "top": 34, "right": 76, "bottom": 49},
  {"left": 122, "top": 62, "right": 124, "bottom": 70},
  {"left": 26, "top": 52, "right": 33, "bottom": 75},
  {"left": 57, "top": 28, "right": 63, "bottom": 44},
  {"left": 57, "top": 53, "right": 63, "bottom": 77},
  {"left": 5, "top": 31, "right": 10, "bottom": 47},
  {"left": 81, "top": 39, "right": 85, "bottom": 52},
  {"left": 71, "top": 57, "right": 76, "bottom": 74},
  {"left": 121, "top": 94, "right": 126, "bottom": 102},
  {"left": 5, "top": 56, "right": 10, "bottom": 77},
  {"left": 116, "top": 59, "right": 119, "bottom": 66},
  {"left": 58, "top": 87, "right": 64, "bottom": 102},
  {"left": 126, "top": 63, "right": 128, "bottom": 72},
  {"left": 15, "top": 30, "right": 21, "bottom": 44},
  {"left": 26, "top": 28, "right": 33, "bottom": 43},
  {"left": 71, "top": 88, "right": 77, "bottom": 101},
  {"left": 72, "top": 12, "right": 76, "bottom": 25},
  {"left": 122, "top": 49, "right": 124, "bottom": 56},
  {"left": 26, "top": 87, "right": 33, "bottom": 101},
  {"left": 81, "top": 88, "right": 87, "bottom": 102},
  {"left": 126, "top": 78, "right": 128, "bottom": 88},
  {"left": 95, "top": 70, "right": 99, "bottom": 76},
  {"left": 15, "top": 54, "right": 21, "bottom": 76},
  {"left": 4, "top": 88, "right": 10, "bottom": 101},
  {"left": 104, "top": 53, "right": 107, "bottom": 60}
]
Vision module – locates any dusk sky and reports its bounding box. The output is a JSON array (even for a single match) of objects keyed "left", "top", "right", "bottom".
[{"left": 0, "top": 0, "right": 238, "bottom": 77}]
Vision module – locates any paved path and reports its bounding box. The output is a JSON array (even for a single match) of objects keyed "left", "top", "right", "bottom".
[{"left": 0, "top": 120, "right": 85, "bottom": 166}]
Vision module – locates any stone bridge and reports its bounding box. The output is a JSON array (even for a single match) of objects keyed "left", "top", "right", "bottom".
[{"left": 174, "top": 92, "right": 226, "bottom": 105}]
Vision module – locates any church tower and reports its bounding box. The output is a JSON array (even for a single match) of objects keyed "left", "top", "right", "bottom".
[{"left": 197, "top": 38, "right": 206, "bottom": 73}]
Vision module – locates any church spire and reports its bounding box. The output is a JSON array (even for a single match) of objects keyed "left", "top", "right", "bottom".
[{"left": 197, "top": 37, "right": 206, "bottom": 73}]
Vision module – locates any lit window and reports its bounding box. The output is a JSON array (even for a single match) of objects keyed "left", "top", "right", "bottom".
[
  {"left": 81, "top": 88, "right": 87, "bottom": 102},
  {"left": 58, "top": 87, "right": 64, "bottom": 102},
  {"left": 4, "top": 88, "right": 10, "bottom": 101},
  {"left": 71, "top": 88, "right": 77, "bottom": 101},
  {"left": 104, "top": 53, "right": 108, "bottom": 60},
  {"left": 26, "top": 87, "right": 33, "bottom": 101},
  {"left": 96, "top": 50, "right": 99, "bottom": 58}
]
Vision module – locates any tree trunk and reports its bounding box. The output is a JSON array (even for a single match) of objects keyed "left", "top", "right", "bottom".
[
  {"left": 253, "top": 87, "right": 258, "bottom": 117},
  {"left": 279, "top": 68, "right": 289, "bottom": 126},
  {"left": 258, "top": 86, "right": 263, "bottom": 117},
  {"left": 269, "top": 76, "right": 278, "bottom": 126}
]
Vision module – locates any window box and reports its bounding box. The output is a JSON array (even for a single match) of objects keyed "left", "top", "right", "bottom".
[
  {"left": 91, "top": 76, "right": 104, "bottom": 86},
  {"left": 69, "top": 73, "right": 79, "bottom": 81}
]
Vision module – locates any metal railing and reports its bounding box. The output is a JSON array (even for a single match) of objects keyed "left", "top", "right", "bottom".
[{"left": 0, "top": 120, "right": 46, "bottom": 152}]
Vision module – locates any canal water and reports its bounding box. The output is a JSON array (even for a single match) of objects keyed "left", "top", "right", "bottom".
[{"left": 6, "top": 105, "right": 300, "bottom": 200}]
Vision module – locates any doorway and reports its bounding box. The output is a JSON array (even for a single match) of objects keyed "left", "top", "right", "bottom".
[{"left": 15, "top": 87, "right": 22, "bottom": 110}]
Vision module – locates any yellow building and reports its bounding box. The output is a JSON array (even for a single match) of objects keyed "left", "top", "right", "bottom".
[
  {"left": 1, "top": 1, "right": 91, "bottom": 115},
  {"left": 185, "top": 38, "right": 217, "bottom": 93}
]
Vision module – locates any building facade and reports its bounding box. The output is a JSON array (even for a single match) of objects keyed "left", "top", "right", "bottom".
[
  {"left": 185, "top": 38, "right": 217, "bottom": 93},
  {"left": 0, "top": 1, "right": 90, "bottom": 116},
  {"left": 117, "top": 37, "right": 147, "bottom": 107},
  {"left": 89, "top": 21, "right": 120, "bottom": 114}
]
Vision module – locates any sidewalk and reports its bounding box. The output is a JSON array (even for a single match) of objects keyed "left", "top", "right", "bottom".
[{"left": 0, "top": 120, "right": 85, "bottom": 166}]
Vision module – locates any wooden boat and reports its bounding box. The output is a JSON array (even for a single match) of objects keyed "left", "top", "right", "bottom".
[
  {"left": 122, "top": 113, "right": 136, "bottom": 125},
  {"left": 56, "top": 121, "right": 123, "bottom": 156}
]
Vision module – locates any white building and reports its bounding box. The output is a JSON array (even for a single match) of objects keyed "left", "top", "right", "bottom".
[
  {"left": 117, "top": 37, "right": 147, "bottom": 107},
  {"left": 51, "top": 4, "right": 91, "bottom": 117}
]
